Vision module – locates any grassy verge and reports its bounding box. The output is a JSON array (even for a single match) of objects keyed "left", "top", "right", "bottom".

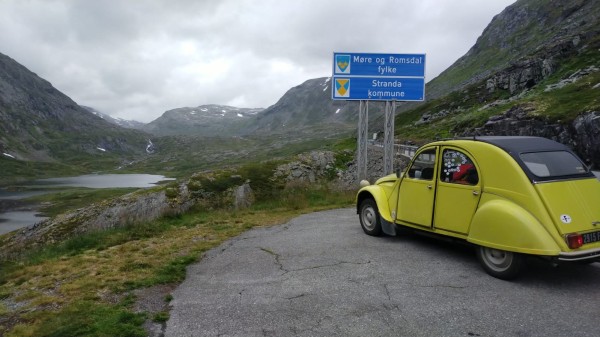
[{"left": 0, "top": 186, "right": 354, "bottom": 336}]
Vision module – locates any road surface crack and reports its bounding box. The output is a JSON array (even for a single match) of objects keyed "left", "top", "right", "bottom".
[
  {"left": 284, "top": 293, "right": 307, "bottom": 301},
  {"left": 259, "top": 247, "right": 289, "bottom": 274},
  {"left": 383, "top": 283, "right": 392, "bottom": 301}
]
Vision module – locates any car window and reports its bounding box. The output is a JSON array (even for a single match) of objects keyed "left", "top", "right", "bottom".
[
  {"left": 440, "top": 149, "right": 479, "bottom": 185},
  {"left": 520, "top": 151, "right": 588, "bottom": 178},
  {"left": 407, "top": 148, "right": 436, "bottom": 180}
]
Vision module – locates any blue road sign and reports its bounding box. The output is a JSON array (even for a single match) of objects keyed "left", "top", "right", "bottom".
[
  {"left": 332, "top": 52, "right": 426, "bottom": 101},
  {"left": 333, "top": 52, "right": 425, "bottom": 77},
  {"left": 332, "top": 77, "right": 424, "bottom": 101}
]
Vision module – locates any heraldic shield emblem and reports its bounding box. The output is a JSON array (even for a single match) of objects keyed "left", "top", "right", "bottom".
[
  {"left": 335, "top": 78, "right": 350, "bottom": 98},
  {"left": 335, "top": 55, "right": 350, "bottom": 74}
]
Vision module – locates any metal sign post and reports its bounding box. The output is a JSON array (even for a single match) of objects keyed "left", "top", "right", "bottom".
[
  {"left": 357, "top": 100, "right": 369, "bottom": 181},
  {"left": 383, "top": 100, "right": 396, "bottom": 175}
]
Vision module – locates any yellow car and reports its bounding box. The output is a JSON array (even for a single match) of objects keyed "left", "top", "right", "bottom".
[{"left": 356, "top": 136, "right": 600, "bottom": 279}]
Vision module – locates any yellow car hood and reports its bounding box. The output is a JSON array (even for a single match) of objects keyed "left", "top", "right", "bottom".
[{"left": 535, "top": 178, "right": 600, "bottom": 235}]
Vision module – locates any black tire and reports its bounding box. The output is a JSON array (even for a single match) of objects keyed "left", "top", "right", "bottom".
[
  {"left": 359, "top": 198, "right": 382, "bottom": 236},
  {"left": 476, "top": 246, "right": 524, "bottom": 280}
]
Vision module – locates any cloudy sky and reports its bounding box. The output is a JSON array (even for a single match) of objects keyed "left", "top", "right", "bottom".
[{"left": 0, "top": 0, "right": 515, "bottom": 123}]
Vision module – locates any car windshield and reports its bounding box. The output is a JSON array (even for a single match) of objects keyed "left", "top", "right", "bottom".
[{"left": 520, "top": 151, "right": 589, "bottom": 178}]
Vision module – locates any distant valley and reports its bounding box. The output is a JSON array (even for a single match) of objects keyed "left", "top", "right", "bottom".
[{"left": 1, "top": 0, "right": 599, "bottom": 184}]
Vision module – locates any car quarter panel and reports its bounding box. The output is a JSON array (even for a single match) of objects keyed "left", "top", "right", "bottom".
[{"left": 468, "top": 195, "right": 561, "bottom": 255}]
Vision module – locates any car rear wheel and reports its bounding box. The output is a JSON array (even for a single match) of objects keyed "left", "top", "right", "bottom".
[
  {"left": 359, "top": 198, "right": 382, "bottom": 236},
  {"left": 476, "top": 246, "right": 524, "bottom": 280}
]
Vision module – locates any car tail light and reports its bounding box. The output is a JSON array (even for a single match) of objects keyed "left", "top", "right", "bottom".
[{"left": 566, "top": 233, "right": 583, "bottom": 249}]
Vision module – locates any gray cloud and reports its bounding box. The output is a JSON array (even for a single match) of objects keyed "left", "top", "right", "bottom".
[{"left": 0, "top": 0, "right": 515, "bottom": 122}]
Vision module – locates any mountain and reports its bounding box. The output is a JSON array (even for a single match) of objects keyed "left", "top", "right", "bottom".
[
  {"left": 142, "top": 80, "right": 366, "bottom": 139},
  {"left": 142, "top": 104, "right": 262, "bottom": 136},
  {"left": 391, "top": 0, "right": 600, "bottom": 166},
  {"left": 81, "top": 106, "right": 145, "bottom": 130},
  {"left": 0, "top": 52, "right": 149, "bottom": 169},
  {"left": 426, "top": 0, "right": 599, "bottom": 100},
  {"left": 251, "top": 78, "right": 355, "bottom": 134},
  {"left": 249, "top": 77, "right": 388, "bottom": 137},
  {"left": 146, "top": 78, "right": 389, "bottom": 139}
]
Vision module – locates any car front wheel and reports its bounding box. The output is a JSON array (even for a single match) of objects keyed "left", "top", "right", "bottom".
[
  {"left": 476, "top": 246, "right": 524, "bottom": 280},
  {"left": 359, "top": 198, "right": 382, "bottom": 236}
]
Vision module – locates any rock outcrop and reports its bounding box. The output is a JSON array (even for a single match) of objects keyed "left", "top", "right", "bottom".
[
  {"left": 273, "top": 151, "right": 336, "bottom": 186},
  {"left": 572, "top": 112, "right": 600, "bottom": 166},
  {"left": 232, "top": 182, "right": 255, "bottom": 210},
  {"left": 461, "top": 107, "right": 600, "bottom": 168}
]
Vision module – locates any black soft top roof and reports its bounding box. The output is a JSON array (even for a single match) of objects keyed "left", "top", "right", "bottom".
[
  {"left": 475, "top": 136, "right": 570, "bottom": 153},
  {"left": 473, "top": 136, "right": 593, "bottom": 182}
]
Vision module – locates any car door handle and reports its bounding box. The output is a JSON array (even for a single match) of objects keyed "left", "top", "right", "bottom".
[
  {"left": 427, "top": 185, "right": 432, "bottom": 189},
  {"left": 472, "top": 190, "right": 479, "bottom": 196}
]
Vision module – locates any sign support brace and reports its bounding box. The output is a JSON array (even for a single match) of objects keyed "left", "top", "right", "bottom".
[
  {"left": 383, "top": 100, "right": 396, "bottom": 175},
  {"left": 357, "top": 100, "right": 369, "bottom": 181}
]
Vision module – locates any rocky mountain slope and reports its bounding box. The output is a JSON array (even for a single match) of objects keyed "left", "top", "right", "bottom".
[
  {"left": 0, "top": 52, "right": 149, "bottom": 167},
  {"left": 426, "top": 0, "right": 598, "bottom": 100},
  {"left": 250, "top": 78, "right": 355, "bottom": 134},
  {"left": 393, "top": 0, "right": 600, "bottom": 167}
]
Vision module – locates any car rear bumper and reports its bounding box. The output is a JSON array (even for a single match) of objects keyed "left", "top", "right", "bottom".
[{"left": 558, "top": 247, "right": 600, "bottom": 262}]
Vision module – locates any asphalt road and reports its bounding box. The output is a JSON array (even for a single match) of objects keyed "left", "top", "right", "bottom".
[{"left": 165, "top": 208, "right": 600, "bottom": 337}]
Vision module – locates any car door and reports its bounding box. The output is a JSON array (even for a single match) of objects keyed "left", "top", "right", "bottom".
[
  {"left": 434, "top": 148, "right": 482, "bottom": 235},
  {"left": 396, "top": 147, "right": 438, "bottom": 228}
]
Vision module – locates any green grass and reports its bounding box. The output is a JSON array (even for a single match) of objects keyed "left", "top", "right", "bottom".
[
  {"left": 119, "top": 134, "right": 352, "bottom": 180},
  {"left": 529, "top": 72, "right": 600, "bottom": 123},
  {"left": 0, "top": 184, "right": 354, "bottom": 336},
  {"left": 13, "top": 300, "right": 147, "bottom": 337},
  {"left": 152, "top": 311, "right": 170, "bottom": 323}
]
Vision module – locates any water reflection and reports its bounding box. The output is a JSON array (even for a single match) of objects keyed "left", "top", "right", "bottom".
[
  {"left": 0, "top": 211, "right": 48, "bottom": 235},
  {"left": 33, "top": 174, "right": 175, "bottom": 189}
]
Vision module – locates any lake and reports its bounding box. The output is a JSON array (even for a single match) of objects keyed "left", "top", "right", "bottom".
[
  {"left": 32, "top": 174, "right": 175, "bottom": 189},
  {"left": 0, "top": 174, "right": 175, "bottom": 235}
]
